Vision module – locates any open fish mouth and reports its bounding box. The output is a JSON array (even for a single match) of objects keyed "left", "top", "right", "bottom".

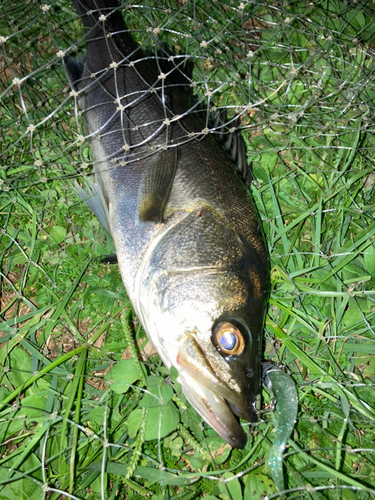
[
  {"left": 176, "top": 335, "right": 252, "bottom": 449},
  {"left": 177, "top": 373, "right": 248, "bottom": 448}
]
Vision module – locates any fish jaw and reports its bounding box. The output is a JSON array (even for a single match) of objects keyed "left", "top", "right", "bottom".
[
  {"left": 178, "top": 373, "right": 247, "bottom": 449},
  {"left": 176, "top": 334, "right": 250, "bottom": 448}
]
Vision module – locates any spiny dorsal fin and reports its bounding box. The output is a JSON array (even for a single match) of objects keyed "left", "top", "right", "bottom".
[{"left": 209, "top": 111, "right": 253, "bottom": 186}]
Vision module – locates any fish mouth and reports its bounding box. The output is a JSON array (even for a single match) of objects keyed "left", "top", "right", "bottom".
[{"left": 176, "top": 335, "right": 253, "bottom": 449}]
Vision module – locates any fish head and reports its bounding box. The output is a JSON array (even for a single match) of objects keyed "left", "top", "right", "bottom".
[{"left": 137, "top": 205, "right": 269, "bottom": 448}]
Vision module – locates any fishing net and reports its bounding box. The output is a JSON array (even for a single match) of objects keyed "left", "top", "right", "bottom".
[{"left": 1, "top": 0, "right": 375, "bottom": 498}]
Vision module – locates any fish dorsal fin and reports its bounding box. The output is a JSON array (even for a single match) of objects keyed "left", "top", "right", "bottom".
[
  {"left": 209, "top": 110, "right": 252, "bottom": 186},
  {"left": 75, "top": 177, "right": 112, "bottom": 236},
  {"left": 138, "top": 148, "right": 180, "bottom": 223}
]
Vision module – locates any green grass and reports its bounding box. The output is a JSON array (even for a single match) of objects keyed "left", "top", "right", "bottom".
[{"left": 1, "top": 0, "right": 375, "bottom": 498}]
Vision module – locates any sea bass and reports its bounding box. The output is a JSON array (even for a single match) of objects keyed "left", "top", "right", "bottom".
[{"left": 67, "top": 0, "right": 269, "bottom": 448}]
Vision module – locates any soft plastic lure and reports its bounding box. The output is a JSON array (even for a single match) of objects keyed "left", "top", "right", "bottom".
[{"left": 264, "top": 364, "right": 298, "bottom": 493}]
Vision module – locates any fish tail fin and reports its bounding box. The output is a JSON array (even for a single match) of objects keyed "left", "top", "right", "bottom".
[{"left": 72, "top": 0, "right": 138, "bottom": 72}]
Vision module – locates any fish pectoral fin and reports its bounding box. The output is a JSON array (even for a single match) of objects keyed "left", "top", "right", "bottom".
[
  {"left": 75, "top": 178, "right": 112, "bottom": 236},
  {"left": 138, "top": 148, "right": 180, "bottom": 223}
]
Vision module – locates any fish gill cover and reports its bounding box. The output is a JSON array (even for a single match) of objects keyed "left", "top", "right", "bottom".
[{"left": 0, "top": 0, "right": 375, "bottom": 498}]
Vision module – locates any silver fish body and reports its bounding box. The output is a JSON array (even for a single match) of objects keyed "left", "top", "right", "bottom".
[{"left": 68, "top": 0, "right": 269, "bottom": 448}]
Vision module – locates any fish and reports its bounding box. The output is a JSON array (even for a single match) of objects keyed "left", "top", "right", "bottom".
[{"left": 66, "top": 0, "right": 269, "bottom": 449}]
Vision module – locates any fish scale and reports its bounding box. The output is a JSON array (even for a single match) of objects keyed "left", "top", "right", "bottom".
[{"left": 67, "top": 0, "right": 269, "bottom": 448}]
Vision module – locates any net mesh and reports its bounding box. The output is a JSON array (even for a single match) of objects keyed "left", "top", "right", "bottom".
[{"left": 1, "top": 1, "right": 375, "bottom": 498}]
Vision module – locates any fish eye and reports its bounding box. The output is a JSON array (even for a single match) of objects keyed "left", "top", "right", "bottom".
[{"left": 213, "top": 321, "right": 245, "bottom": 356}]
